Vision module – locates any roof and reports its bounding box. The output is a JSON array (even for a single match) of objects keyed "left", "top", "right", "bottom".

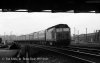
[{"left": 47, "top": 24, "right": 69, "bottom": 30}]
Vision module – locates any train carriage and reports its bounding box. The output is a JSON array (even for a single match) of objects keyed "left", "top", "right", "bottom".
[
  {"left": 14, "top": 24, "right": 71, "bottom": 47},
  {"left": 34, "top": 32, "right": 39, "bottom": 40},
  {"left": 38, "top": 30, "right": 45, "bottom": 40}
]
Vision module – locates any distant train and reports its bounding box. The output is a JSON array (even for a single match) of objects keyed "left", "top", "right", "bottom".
[
  {"left": 14, "top": 24, "right": 71, "bottom": 46},
  {"left": 71, "top": 31, "right": 100, "bottom": 48}
]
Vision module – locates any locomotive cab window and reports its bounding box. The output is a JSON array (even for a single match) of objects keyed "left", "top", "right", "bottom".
[
  {"left": 63, "top": 28, "right": 69, "bottom": 32},
  {"left": 56, "top": 28, "right": 63, "bottom": 32}
]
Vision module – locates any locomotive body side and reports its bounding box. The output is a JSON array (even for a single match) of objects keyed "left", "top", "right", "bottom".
[
  {"left": 45, "top": 28, "right": 56, "bottom": 45},
  {"left": 46, "top": 28, "right": 56, "bottom": 41}
]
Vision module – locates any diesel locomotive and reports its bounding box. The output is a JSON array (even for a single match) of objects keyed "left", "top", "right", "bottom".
[{"left": 14, "top": 24, "right": 71, "bottom": 46}]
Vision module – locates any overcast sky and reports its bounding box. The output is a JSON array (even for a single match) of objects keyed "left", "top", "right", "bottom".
[{"left": 0, "top": 12, "right": 100, "bottom": 36}]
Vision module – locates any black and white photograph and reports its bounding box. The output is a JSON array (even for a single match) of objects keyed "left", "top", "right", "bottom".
[{"left": 0, "top": 0, "right": 100, "bottom": 63}]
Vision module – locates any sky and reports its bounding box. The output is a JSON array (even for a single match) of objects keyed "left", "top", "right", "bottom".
[{"left": 0, "top": 12, "right": 100, "bottom": 36}]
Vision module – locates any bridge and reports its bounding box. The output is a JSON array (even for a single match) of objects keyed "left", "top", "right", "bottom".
[{"left": 0, "top": 0, "right": 100, "bottom": 13}]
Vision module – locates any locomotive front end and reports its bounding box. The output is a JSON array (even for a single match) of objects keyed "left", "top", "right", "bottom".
[{"left": 55, "top": 24, "right": 71, "bottom": 46}]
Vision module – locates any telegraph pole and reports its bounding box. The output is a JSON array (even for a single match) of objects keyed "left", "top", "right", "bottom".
[
  {"left": 4, "top": 32, "right": 5, "bottom": 41},
  {"left": 86, "top": 28, "right": 87, "bottom": 42},
  {"left": 10, "top": 31, "right": 13, "bottom": 42},
  {"left": 4, "top": 32, "right": 6, "bottom": 45},
  {"left": 74, "top": 27, "right": 76, "bottom": 41},
  {"left": 78, "top": 30, "right": 79, "bottom": 43},
  {"left": 74, "top": 27, "right": 75, "bottom": 35}
]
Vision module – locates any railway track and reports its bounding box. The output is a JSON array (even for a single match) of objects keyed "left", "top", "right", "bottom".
[
  {"left": 65, "top": 46, "right": 100, "bottom": 56},
  {"left": 28, "top": 44, "right": 99, "bottom": 63},
  {"left": 16, "top": 42, "right": 100, "bottom": 63}
]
